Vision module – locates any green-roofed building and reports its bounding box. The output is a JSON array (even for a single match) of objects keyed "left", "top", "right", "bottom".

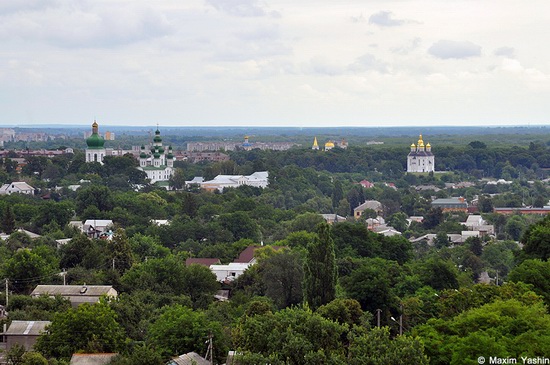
[
  {"left": 138, "top": 128, "right": 174, "bottom": 186},
  {"left": 85, "top": 120, "right": 106, "bottom": 164}
]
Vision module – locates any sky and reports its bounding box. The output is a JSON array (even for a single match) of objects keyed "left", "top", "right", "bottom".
[{"left": 1, "top": 0, "right": 550, "bottom": 127}]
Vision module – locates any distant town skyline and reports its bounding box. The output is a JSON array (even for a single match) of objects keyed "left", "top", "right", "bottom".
[{"left": 1, "top": 1, "right": 549, "bottom": 127}]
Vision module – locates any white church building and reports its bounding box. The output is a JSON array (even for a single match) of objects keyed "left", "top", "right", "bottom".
[
  {"left": 137, "top": 128, "right": 174, "bottom": 184},
  {"left": 407, "top": 135, "right": 435, "bottom": 173}
]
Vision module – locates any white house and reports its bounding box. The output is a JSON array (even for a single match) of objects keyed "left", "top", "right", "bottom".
[
  {"left": 199, "top": 171, "right": 269, "bottom": 192},
  {"left": 0, "top": 182, "right": 34, "bottom": 195},
  {"left": 209, "top": 262, "right": 251, "bottom": 282},
  {"left": 83, "top": 219, "right": 114, "bottom": 239}
]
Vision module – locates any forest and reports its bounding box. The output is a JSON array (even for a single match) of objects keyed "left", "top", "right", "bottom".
[{"left": 1, "top": 133, "right": 550, "bottom": 364}]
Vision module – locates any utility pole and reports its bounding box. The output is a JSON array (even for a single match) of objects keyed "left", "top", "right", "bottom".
[
  {"left": 5, "top": 278, "right": 8, "bottom": 307},
  {"left": 376, "top": 309, "right": 382, "bottom": 328},
  {"left": 204, "top": 331, "right": 213, "bottom": 365}
]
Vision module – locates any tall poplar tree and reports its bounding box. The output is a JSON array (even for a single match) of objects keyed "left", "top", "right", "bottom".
[
  {"left": 303, "top": 223, "right": 337, "bottom": 310},
  {"left": 1, "top": 205, "right": 15, "bottom": 235}
]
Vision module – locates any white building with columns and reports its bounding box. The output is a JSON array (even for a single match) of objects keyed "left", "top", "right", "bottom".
[{"left": 407, "top": 135, "right": 435, "bottom": 173}]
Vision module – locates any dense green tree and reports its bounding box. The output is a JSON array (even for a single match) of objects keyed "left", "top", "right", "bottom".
[
  {"left": 21, "top": 352, "right": 48, "bottom": 365},
  {"left": 121, "top": 255, "right": 186, "bottom": 295},
  {"left": 522, "top": 215, "right": 550, "bottom": 260},
  {"left": 35, "top": 302, "right": 126, "bottom": 359},
  {"left": 316, "top": 298, "right": 365, "bottom": 328},
  {"left": 347, "top": 327, "right": 429, "bottom": 365},
  {"left": 509, "top": 259, "right": 550, "bottom": 305},
  {"left": 75, "top": 185, "right": 114, "bottom": 216},
  {"left": 505, "top": 215, "right": 525, "bottom": 240},
  {"left": 387, "top": 212, "right": 408, "bottom": 233},
  {"left": 234, "top": 307, "right": 347, "bottom": 364},
  {"left": 466, "top": 236, "right": 483, "bottom": 256},
  {"left": 3, "top": 249, "right": 53, "bottom": 294},
  {"left": 182, "top": 264, "right": 220, "bottom": 309},
  {"left": 147, "top": 304, "right": 226, "bottom": 360},
  {"left": 332, "top": 179, "right": 343, "bottom": 210},
  {"left": 260, "top": 250, "right": 304, "bottom": 309},
  {"left": 340, "top": 258, "right": 400, "bottom": 316},
  {"left": 109, "top": 229, "right": 134, "bottom": 275},
  {"left": 5, "top": 343, "right": 25, "bottom": 365},
  {"left": 109, "top": 344, "right": 164, "bottom": 365},
  {"left": 423, "top": 207, "right": 443, "bottom": 229},
  {"left": 415, "top": 257, "right": 459, "bottom": 291},
  {"left": 415, "top": 299, "right": 550, "bottom": 365},
  {"left": 304, "top": 223, "right": 337, "bottom": 310},
  {"left": 481, "top": 240, "right": 518, "bottom": 279},
  {"left": 1, "top": 205, "right": 16, "bottom": 234}
]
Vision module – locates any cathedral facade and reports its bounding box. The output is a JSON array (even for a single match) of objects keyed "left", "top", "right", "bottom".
[
  {"left": 137, "top": 128, "right": 174, "bottom": 184},
  {"left": 407, "top": 135, "right": 435, "bottom": 173}
]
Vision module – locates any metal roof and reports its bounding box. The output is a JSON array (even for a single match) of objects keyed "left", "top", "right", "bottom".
[
  {"left": 5, "top": 320, "right": 50, "bottom": 336},
  {"left": 69, "top": 353, "right": 118, "bottom": 365},
  {"left": 31, "top": 285, "right": 116, "bottom": 297}
]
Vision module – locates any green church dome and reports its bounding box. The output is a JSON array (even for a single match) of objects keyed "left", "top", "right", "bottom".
[{"left": 86, "top": 122, "right": 105, "bottom": 149}]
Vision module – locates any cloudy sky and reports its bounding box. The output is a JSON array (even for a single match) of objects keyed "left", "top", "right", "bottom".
[{"left": 1, "top": 0, "right": 549, "bottom": 127}]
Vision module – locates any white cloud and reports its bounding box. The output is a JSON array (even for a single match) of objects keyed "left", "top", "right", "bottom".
[
  {"left": 428, "top": 40, "right": 482, "bottom": 60},
  {"left": 205, "top": 0, "right": 279, "bottom": 17},
  {"left": 494, "top": 46, "right": 515, "bottom": 58},
  {"left": 348, "top": 53, "right": 390, "bottom": 74},
  {"left": 369, "top": 11, "right": 412, "bottom": 27}
]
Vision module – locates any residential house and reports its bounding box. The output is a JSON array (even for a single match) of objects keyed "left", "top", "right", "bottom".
[
  {"left": 431, "top": 197, "right": 468, "bottom": 213},
  {"left": 3, "top": 320, "right": 50, "bottom": 351},
  {"left": 209, "top": 262, "right": 251, "bottom": 282},
  {"left": 374, "top": 227, "right": 402, "bottom": 237},
  {"left": 209, "top": 245, "right": 283, "bottom": 282},
  {"left": 31, "top": 284, "right": 118, "bottom": 307},
  {"left": 0, "top": 182, "right": 34, "bottom": 195},
  {"left": 320, "top": 214, "right": 346, "bottom": 224},
  {"left": 83, "top": 220, "right": 114, "bottom": 239},
  {"left": 463, "top": 215, "right": 494, "bottom": 235},
  {"left": 359, "top": 180, "right": 374, "bottom": 188},
  {"left": 353, "top": 200, "right": 383, "bottom": 219},
  {"left": 167, "top": 352, "right": 210, "bottom": 365}
]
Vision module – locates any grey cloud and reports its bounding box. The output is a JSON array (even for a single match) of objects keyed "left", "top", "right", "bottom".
[
  {"left": 0, "top": 3, "right": 173, "bottom": 48},
  {"left": 348, "top": 53, "right": 389, "bottom": 73},
  {"left": 494, "top": 46, "right": 515, "bottom": 58},
  {"left": 369, "top": 11, "right": 405, "bottom": 27},
  {"left": 205, "top": 0, "right": 279, "bottom": 18},
  {"left": 0, "top": 0, "right": 57, "bottom": 15},
  {"left": 428, "top": 40, "right": 481, "bottom": 59}
]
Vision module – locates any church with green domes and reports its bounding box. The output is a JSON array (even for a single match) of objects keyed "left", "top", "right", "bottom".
[
  {"left": 85, "top": 121, "right": 106, "bottom": 164},
  {"left": 138, "top": 128, "right": 174, "bottom": 184}
]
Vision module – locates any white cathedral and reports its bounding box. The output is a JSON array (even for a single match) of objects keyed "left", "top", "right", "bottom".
[
  {"left": 407, "top": 134, "right": 435, "bottom": 173},
  {"left": 138, "top": 128, "right": 174, "bottom": 184}
]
